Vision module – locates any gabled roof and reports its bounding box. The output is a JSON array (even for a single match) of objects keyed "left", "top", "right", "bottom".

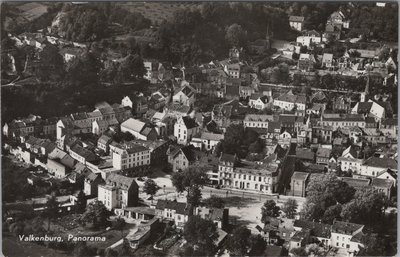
[
  {"left": 296, "top": 149, "right": 315, "bottom": 161},
  {"left": 121, "top": 118, "right": 146, "bottom": 133},
  {"left": 289, "top": 16, "right": 304, "bottom": 22},
  {"left": 244, "top": 114, "right": 274, "bottom": 122},
  {"left": 371, "top": 178, "right": 394, "bottom": 188},
  {"left": 276, "top": 90, "right": 306, "bottom": 105},
  {"left": 316, "top": 147, "right": 331, "bottom": 158},
  {"left": 181, "top": 116, "right": 198, "bottom": 129},
  {"left": 291, "top": 172, "right": 309, "bottom": 181},
  {"left": 220, "top": 153, "right": 236, "bottom": 163},
  {"left": 106, "top": 173, "right": 137, "bottom": 190},
  {"left": 363, "top": 156, "right": 397, "bottom": 170},
  {"left": 156, "top": 200, "right": 189, "bottom": 215},
  {"left": 332, "top": 221, "right": 363, "bottom": 235},
  {"left": 293, "top": 220, "right": 331, "bottom": 238}
]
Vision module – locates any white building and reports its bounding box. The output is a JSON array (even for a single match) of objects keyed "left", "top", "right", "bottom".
[
  {"left": 289, "top": 16, "right": 305, "bottom": 31},
  {"left": 360, "top": 156, "right": 398, "bottom": 177},
  {"left": 244, "top": 114, "right": 274, "bottom": 128},
  {"left": 110, "top": 142, "right": 150, "bottom": 170},
  {"left": 296, "top": 30, "right": 322, "bottom": 47},
  {"left": 190, "top": 132, "right": 224, "bottom": 151},
  {"left": 330, "top": 221, "right": 364, "bottom": 254},
  {"left": 174, "top": 116, "right": 200, "bottom": 145},
  {"left": 172, "top": 84, "right": 196, "bottom": 107},
  {"left": 98, "top": 174, "right": 139, "bottom": 211},
  {"left": 273, "top": 90, "right": 306, "bottom": 112}
]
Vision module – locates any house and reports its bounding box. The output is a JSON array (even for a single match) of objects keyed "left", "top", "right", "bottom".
[
  {"left": 174, "top": 116, "right": 200, "bottom": 145},
  {"left": 98, "top": 173, "right": 139, "bottom": 210},
  {"left": 322, "top": 53, "right": 334, "bottom": 68},
  {"left": 327, "top": 11, "right": 349, "bottom": 29},
  {"left": 273, "top": 90, "right": 306, "bottom": 112},
  {"left": 331, "top": 221, "right": 364, "bottom": 254},
  {"left": 120, "top": 118, "right": 158, "bottom": 141},
  {"left": 126, "top": 218, "right": 159, "bottom": 249},
  {"left": 316, "top": 147, "right": 331, "bottom": 166},
  {"left": 296, "top": 148, "right": 315, "bottom": 164},
  {"left": 130, "top": 139, "right": 170, "bottom": 166},
  {"left": 249, "top": 94, "right": 269, "bottom": 110},
  {"left": 371, "top": 178, "right": 394, "bottom": 198},
  {"left": 376, "top": 169, "right": 397, "bottom": 183},
  {"left": 244, "top": 114, "right": 273, "bottom": 129},
  {"left": 351, "top": 100, "right": 385, "bottom": 122},
  {"left": 293, "top": 220, "right": 331, "bottom": 247},
  {"left": 167, "top": 145, "right": 196, "bottom": 171},
  {"left": 290, "top": 172, "right": 309, "bottom": 197},
  {"left": 83, "top": 171, "right": 104, "bottom": 197},
  {"left": 226, "top": 63, "right": 241, "bottom": 78},
  {"left": 218, "top": 157, "right": 279, "bottom": 194},
  {"left": 110, "top": 142, "right": 150, "bottom": 171},
  {"left": 296, "top": 30, "right": 321, "bottom": 47},
  {"left": 340, "top": 177, "right": 370, "bottom": 190},
  {"left": 155, "top": 200, "right": 190, "bottom": 229},
  {"left": 194, "top": 207, "right": 229, "bottom": 230},
  {"left": 289, "top": 16, "right": 304, "bottom": 31},
  {"left": 97, "top": 135, "right": 112, "bottom": 153},
  {"left": 172, "top": 84, "right": 196, "bottom": 107},
  {"left": 289, "top": 230, "right": 310, "bottom": 250},
  {"left": 380, "top": 118, "right": 398, "bottom": 139},
  {"left": 298, "top": 53, "right": 316, "bottom": 71},
  {"left": 360, "top": 157, "right": 398, "bottom": 177},
  {"left": 190, "top": 132, "right": 224, "bottom": 151},
  {"left": 318, "top": 114, "right": 366, "bottom": 130},
  {"left": 69, "top": 144, "right": 98, "bottom": 165},
  {"left": 121, "top": 95, "right": 148, "bottom": 116},
  {"left": 333, "top": 95, "right": 351, "bottom": 113},
  {"left": 47, "top": 148, "right": 77, "bottom": 178}
]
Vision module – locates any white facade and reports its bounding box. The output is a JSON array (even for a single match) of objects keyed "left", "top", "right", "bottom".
[
  {"left": 296, "top": 35, "right": 321, "bottom": 47},
  {"left": 273, "top": 99, "right": 306, "bottom": 111},
  {"left": 110, "top": 145, "right": 150, "bottom": 170},
  {"left": 338, "top": 157, "right": 364, "bottom": 173},
  {"left": 98, "top": 186, "right": 118, "bottom": 211},
  {"left": 174, "top": 117, "right": 200, "bottom": 145}
]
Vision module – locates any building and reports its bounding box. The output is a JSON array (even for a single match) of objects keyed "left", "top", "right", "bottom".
[
  {"left": 120, "top": 118, "right": 158, "bottom": 141},
  {"left": 121, "top": 95, "right": 148, "bottom": 116},
  {"left": 110, "top": 142, "right": 150, "bottom": 171},
  {"left": 98, "top": 173, "right": 139, "bottom": 210},
  {"left": 274, "top": 90, "right": 306, "bottom": 112},
  {"left": 83, "top": 171, "right": 104, "bottom": 197},
  {"left": 155, "top": 200, "right": 190, "bottom": 229},
  {"left": 289, "top": 16, "right": 305, "bottom": 31},
  {"left": 190, "top": 132, "right": 224, "bottom": 151},
  {"left": 174, "top": 116, "right": 200, "bottom": 145},
  {"left": 172, "top": 84, "right": 196, "bottom": 107},
  {"left": 194, "top": 207, "right": 229, "bottom": 230},
  {"left": 290, "top": 172, "right": 309, "bottom": 197},
  {"left": 47, "top": 148, "right": 77, "bottom": 178},
  {"left": 360, "top": 156, "right": 398, "bottom": 177},
  {"left": 167, "top": 145, "right": 196, "bottom": 172},
  {"left": 298, "top": 53, "right": 316, "bottom": 71},
  {"left": 351, "top": 100, "right": 385, "bottom": 122},
  {"left": 249, "top": 94, "right": 269, "bottom": 110},
  {"left": 296, "top": 30, "right": 321, "bottom": 47},
  {"left": 218, "top": 156, "right": 279, "bottom": 194},
  {"left": 371, "top": 178, "right": 394, "bottom": 198},
  {"left": 97, "top": 135, "right": 112, "bottom": 154},
  {"left": 318, "top": 114, "right": 366, "bottom": 130},
  {"left": 331, "top": 221, "right": 364, "bottom": 254},
  {"left": 316, "top": 147, "right": 331, "bottom": 166},
  {"left": 244, "top": 114, "right": 274, "bottom": 129}
]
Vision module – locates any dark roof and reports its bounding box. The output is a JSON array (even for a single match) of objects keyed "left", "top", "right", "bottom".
[
  {"left": 264, "top": 246, "right": 283, "bottom": 257},
  {"left": 356, "top": 102, "right": 373, "bottom": 114},
  {"left": 220, "top": 153, "right": 236, "bottom": 163},
  {"left": 289, "top": 15, "right": 304, "bottom": 22},
  {"left": 226, "top": 85, "right": 240, "bottom": 97},
  {"left": 182, "top": 116, "right": 198, "bottom": 129},
  {"left": 291, "top": 172, "right": 309, "bottom": 181},
  {"left": 316, "top": 148, "right": 331, "bottom": 158},
  {"left": 156, "top": 200, "right": 189, "bottom": 215},
  {"left": 332, "top": 221, "right": 363, "bottom": 235},
  {"left": 296, "top": 149, "right": 315, "bottom": 161},
  {"left": 381, "top": 118, "right": 397, "bottom": 126},
  {"left": 70, "top": 144, "right": 98, "bottom": 161},
  {"left": 363, "top": 157, "right": 397, "bottom": 170},
  {"left": 180, "top": 145, "right": 196, "bottom": 162},
  {"left": 293, "top": 220, "right": 331, "bottom": 238},
  {"left": 340, "top": 177, "right": 370, "bottom": 188},
  {"left": 276, "top": 90, "right": 306, "bottom": 105},
  {"left": 106, "top": 173, "right": 137, "bottom": 190},
  {"left": 371, "top": 178, "right": 394, "bottom": 188},
  {"left": 279, "top": 114, "right": 297, "bottom": 124}
]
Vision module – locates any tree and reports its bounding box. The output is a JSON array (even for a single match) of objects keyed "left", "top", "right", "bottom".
[
  {"left": 36, "top": 44, "right": 64, "bottom": 81},
  {"left": 80, "top": 200, "right": 111, "bottom": 229},
  {"left": 248, "top": 139, "right": 263, "bottom": 153},
  {"left": 73, "top": 242, "right": 96, "bottom": 257},
  {"left": 282, "top": 198, "right": 298, "bottom": 219},
  {"left": 45, "top": 195, "right": 59, "bottom": 231},
  {"left": 171, "top": 167, "right": 209, "bottom": 212},
  {"left": 340, "top": 188, "right": 386, "bottom": 226},
  {"left": 290, "top": 247, "right": 307, "bottom": 257},
  {"left": 76, "top": 190, "right": 86, "bottom": 214},
  {"left": 203, "top": 196, "right": 225, "bottom": 208},
  {"left": 321, "top": 204, "right": 342, "bottom": 224},
  {"left": 30, "top": 216, "right": 46, "bottom": 237},
  {"left": 359, "top": 233, "right": 389, "bottom": 256},
  {"left": 261, "top": 200, "right": 280, "bottom": 223},
  {"left": 119, "top": 238, "right": 131, "bottom": 256},
  {"left": 248, "top": 234, "right": 266, "bottom": 256},
  {"left": 226, "top": 226, "right": 251, "bottom": 256},
  {"left": 225, "top": 23, "right": 246, "bottom": 47},
  {"left": 104, "top": 248, "right": 118, "bottom": 257},
  {"left": 143, "top": 179, "right": 160, "bottom": 203},
  {"left": 183, "top": 216, "right": 218, "bottom": 255},
  {"left": 113, "top": 216, "right": 126, "bottom": 239},
  {"left": 117, "top": 54, "right": 146, "bottom": 81}
]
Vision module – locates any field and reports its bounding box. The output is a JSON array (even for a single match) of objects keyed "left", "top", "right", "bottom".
[
  {"left": 16, "top": 2, "right": 48, "bottom": 21},
  {"left": 118, "top": 2, "right": 197, "bottom": 25}
]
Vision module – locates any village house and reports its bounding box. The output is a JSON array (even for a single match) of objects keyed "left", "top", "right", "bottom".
[
  {"left": 296, "top": 30, "right": 321, "bottom": 47},
  {"left": 244, "top": 114, "right": 274, "bottom": 129},
  {"left": 174, "top": 116, "right": 201, "bottom": 145},
  {"left": 47, "top": 148, "right": 77, "bottom": 178},
  {"left": 359, "top": 156, "right": 398, "bottom": 177},
  {"left": 167, "top": 145, "right": 196, "bottom": 171},
  {"left": 273, "top": 90, "right": 307, "bottom": 112},
  {"left": 249, "top": 93, "right": 269, "bottom": 110},
  {"left": 121, "top": 95, "right": 148, "bottom": 117},
  {"left": 371, "top": 178, "right": 394, "bottom": 199},
  {"left": 351, "top": 100, "right": 385, "bottom": 122},
  {"left": 172, "top": 83, "right": 196, "bottom": 107},
  {"left": 316, "top": 147, "right": 332, "bottom": 166},
  {"left": 190, "top": 132, "right": 224, "bottom": 151},
  {"left": 83, "top": 171, "right": 104, "bottom": 197},
  {"left": 110, "top": 142, "right": 150, "bottom": 171},
  {"left": 318, "top": 114, "right": 366, "bottom": 130},
  {"left": 155, "top": 200, "right": 190, "bottom": 229},
  {"left": 330, "top": 221, "right": 364, "bottom": 254},
  {"left": 97, "top": 135, "right": 113, "bottom": 154},
  {"left": 298, "top": 53, "right": 316, "bottom": 72},
  {"left": 289, "top": 16, "right": 305, "bottom": 31},
  {"left": 98, "top": 173, "right": 139, "bottom": 211}
]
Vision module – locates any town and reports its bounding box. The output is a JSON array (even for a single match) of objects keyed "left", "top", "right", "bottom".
[{"left": 1, "top": 2, "right": 398, "bottom": 257}]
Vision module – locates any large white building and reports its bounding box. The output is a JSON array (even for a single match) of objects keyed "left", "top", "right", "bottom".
[
  {"left": 98, "top": 173, "right": 139, "bottom": 211},
  {"left": 244, "top": 114, "right": 274, "bottom": 128},
  {"left": 110, "top": 142, "right": 150, "bottom": 170},
  {"left": 296, "top": 30, "right": 322, "bottom": 47},
  {"left": 273, "top": 90, "right": 306, "bottom": 112}
]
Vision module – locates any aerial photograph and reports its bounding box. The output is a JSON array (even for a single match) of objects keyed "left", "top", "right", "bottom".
[{"left": 0, "top": 1, "right": 398, "bottom": 257}]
